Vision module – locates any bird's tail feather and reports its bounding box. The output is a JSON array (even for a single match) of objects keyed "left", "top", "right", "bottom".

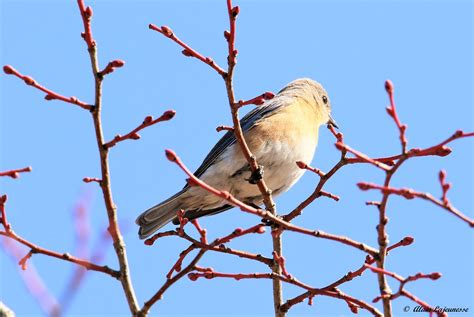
[{"left": 136, "top": 190, "right": 185, "bottom": 239}]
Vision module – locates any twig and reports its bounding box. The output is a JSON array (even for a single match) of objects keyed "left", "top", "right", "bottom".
[
  {"left": 0, "top": 195, "right": 118, "bottom": 277},
  {"left": 77, "top": 0, "right": 139, "bottom": 312},
  {"left": 357, "top": 182, "right": 474, "bottom": 227},
  {"left": 104, "top": 110, "right": 176, "bottom": 149},
  {"left": 3, "top": 66, "right": 92, "bottom": 111},
  {"left": 164, "top": 149, "right": 378, "bottom": 256},
  {"left": 0, "top": 166, "right": 32, "bottom": 179},
  {"left": 385, "top": 80, "right": 408, "bottom": 153},
  {"left": 149, "top": 24, "right": 226, "bottom": 76}
]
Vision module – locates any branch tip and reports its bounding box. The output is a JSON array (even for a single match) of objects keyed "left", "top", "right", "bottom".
[
  {"left": 3, "top": 65, "right": 14, "bottom": 74},
  {"left": 165, "top": 149, "right": 178, "bottom": 162},
  {"left": 384, "top": 80, "right": 394, "bottom": 95}
]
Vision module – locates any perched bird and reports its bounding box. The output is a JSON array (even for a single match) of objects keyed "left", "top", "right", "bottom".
[{"left": 136, "top": 78, "right": 337, "bottom": 239}]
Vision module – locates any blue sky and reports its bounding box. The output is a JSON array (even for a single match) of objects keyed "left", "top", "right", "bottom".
[{"left": 1, "top": 0, "right": 473, "bottom": 316}]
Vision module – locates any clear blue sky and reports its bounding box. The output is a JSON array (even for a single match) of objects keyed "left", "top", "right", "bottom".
[{"left": 1, "top": 0, "right": 473, "bottom": 316}]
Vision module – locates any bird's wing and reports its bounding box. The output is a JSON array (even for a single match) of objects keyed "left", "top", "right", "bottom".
[{"left": 191, "top": 98, "right": 289, "bottom": 180}]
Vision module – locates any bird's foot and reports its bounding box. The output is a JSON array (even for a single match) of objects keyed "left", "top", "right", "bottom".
[{"left": 247, "top": 165, "right": 264, "bottom": 184}]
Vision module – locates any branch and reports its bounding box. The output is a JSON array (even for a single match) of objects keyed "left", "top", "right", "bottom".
[
  {"left": 385, "top": 80, "right": 408, "bottom": 153},
  {"left": 281, "top": 236, "right": 414, "bottom": 312},
  {"left": 1, "top": 239, "right": 60, "bottom": 316},
  {"left": 148, "top": 24, "right": 226, "bottom": 76},
  {"left": 0, "top": 166, "right": 32, "bottom": 179},
  {"left": 236, "top": 91, "right": 275, "bottom": 107},
  {"left": 0, "top": 195, "right": 119, "bottom": 278},
  {"left": 164, "top": 149, "right": 378, "bottom": 256},
  {"left": 104, "top": 110, "right": 176, "bottom": 149},
  {"left": 76, "top": 0, "right": 139, "bottom": 312},
  {"left": 98, "top": 59, "right": 125, "bottom": 78},
  {"left": 357, "top": 181, "right": 474, "bottom": 227},
  {"left": 3, "top": 66, "right": 92, "bottom": 111},
  {"left": 188, "top": 267, "right": 382, "bottom": 316},
  {"left": 365, "top": 265, "right": 445, "bottom": 317}
]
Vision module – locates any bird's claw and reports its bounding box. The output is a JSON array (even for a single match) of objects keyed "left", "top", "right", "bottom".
[{"left": 247, "top": 165, "right": 264, "bottom": 184}]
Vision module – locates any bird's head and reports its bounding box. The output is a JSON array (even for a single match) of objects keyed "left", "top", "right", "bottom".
[{"left": 279, "top": 78, "right": 338, "bottom": 129}]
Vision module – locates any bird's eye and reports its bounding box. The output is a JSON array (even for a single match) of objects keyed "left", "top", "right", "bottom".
[{"left": 322, "top": 96, "right": 328, "bottom": 104}]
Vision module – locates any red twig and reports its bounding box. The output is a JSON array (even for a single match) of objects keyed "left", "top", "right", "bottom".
[
  {"left": 438, "top": 170, "right": 451, "bottom": 206},
  {"left": 215, "top": 224, "right": 266, "bottom": 244},
  {"left": 336, "top": 142, "right": 391, "bottom": 171},
  {"left": 365, "top": 265, "right": 444, "bottom": 316},
  {"left": 98, "top": 60, "right": 125, "bottom": 77},
  {"left": 0, "top": 197, "right": 118, "bottom": 278},
  {"left": 164, "top": 149, "right": 378, "bottom": 256},
  {"left": 77, "top": 0, "right": 95, "bottom": 49},
  {"left": 1, "top": 239, "right": 60, "bottom": 316},
  {"left": 0, "top": 166, "right": 32, "bottom": 179},
  {"left": 1, "top": 195, "right": 10, "bottom": 231},
  {"left": 272, "top": 251, "right": 291, "bottom": 278},
  {"left": 144, "top": 230, "right": 178, "bottom": 246},
  {"left": 318, "top": 190, "right": 340, "bottom": 202},
  {"left": 190, "top": 219, "right": 207, "bottom": 244},
  {"left": 82, "top": 177, "right": 101, "bottom": 184},
  {"left": 149, "top": 24, "right": 226, "bottom": 76},
  {"left": 166, "top": 245, "right": 195, "bottom": 279},
  {"left": 236, "top": 92, "right": 275, "bottom": 107},
  {"left": 225, "top": 0, "right": 239, "bottom": 68},
  {"left": 176, "top": 209, "right": 188, "bottom": 237},
  {"left": 188, "top": 267, "right": 382, "bottom": 316},
  {"left": 216, "top": 125, "right": 234, "bottom": 132},
  {"left": 3, "top": 66, "right": 92, "bottom": 111},
  {"left": 296, "top": 161, "right": 325, "bottom": 177},
  {"left": 281, "top": 236, "right": 414, "bottom": 312},
  {"left": 385, "top": 80, "right": 408, "bottom": 153},
  {"left": 358, "top": 182, "right": 474, "bottom": 227},
  {"left": 104, "top": 110, "right": 176, "bottom": 149}
]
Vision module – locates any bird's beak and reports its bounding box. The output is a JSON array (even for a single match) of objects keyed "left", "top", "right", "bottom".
[{"left": 327, "top": 115, "right": 339, "bottom": 129}]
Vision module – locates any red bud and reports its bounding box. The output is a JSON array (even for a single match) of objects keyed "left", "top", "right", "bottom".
[
  {"left": 231, "top": 6, "right": 240, "bottom": 17},
  {"left": 130, "top": 133, "right": 140, "bottom": 140},
  {"left": 263, "top": 92, "right": 275, "bottom": 100},
  {"left": 438, "top": 170, "right": 446, "bottom": 183},
  {"left": 161, "top": 110, "right": 176, "bottom": 120},
  {"left": 143, "top": 116, "right": 153, "bottom": 124},
  {"left": 224, "top": 30, "right": 231, "bottom": 41},
  {"left": 84, "top": 6, "right": 93, "bottom": 19},
  {"left": 165, "top": 149, "right": 177, "bottom": 162},
  {"left": 401, "top": 236, "right": 414, "bottom": 245},
  {"left": 253, "top": 98, "right": 265, "bottom": 105},
  {"left": 181, "top": 49, "right": 193, "bottom": 57},
  {"left": 3, "top": 65, "right": 14, "bottom": 74},
  {"left": 385, "top": 80, "right": 394, "bottom": 95},
  {"left": 429, "top": 272, "right": 442, "bottom": 280},
  {"left": 233, "top": 228, "right": 243, "bottom": 234},
  {"left": 110, "top": 60, "right": 125, "bottom": 68},
  {"left": 23, "top": 76, "right": 35, "bottom": 85},
  {"left": 144, "top": 238, "right": 155, "bottom": 246},
  {"left": 296, "top": 161, "right": 307, "bottom": 169},
  {"left": 161, "top": 26, "right": 173, "bottom": 36},
  {"left": 188, "top": 273, "right": 198, "bottom": 281},
  {"left": 385, "top": 106, "right": 394, "bottom": 117},
  {"left": 357, "top": 182, "right": 371, "bottom": 191},
  {"left": 436, "top": 146, "right": 452, "bottom": 157}
]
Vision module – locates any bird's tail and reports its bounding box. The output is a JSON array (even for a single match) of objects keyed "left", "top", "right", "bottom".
[{"left": 136, "top": 190, "right": 186, "bottom": 239}]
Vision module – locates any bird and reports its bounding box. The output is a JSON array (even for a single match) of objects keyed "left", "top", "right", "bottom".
[{"left": 136, "top": 78, "right": 337, "bottom": 239}]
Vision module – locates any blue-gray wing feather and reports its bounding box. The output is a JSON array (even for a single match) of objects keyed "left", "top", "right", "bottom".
[{"left": 191, "top": 99, "right": 287, "bottom": 180}]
